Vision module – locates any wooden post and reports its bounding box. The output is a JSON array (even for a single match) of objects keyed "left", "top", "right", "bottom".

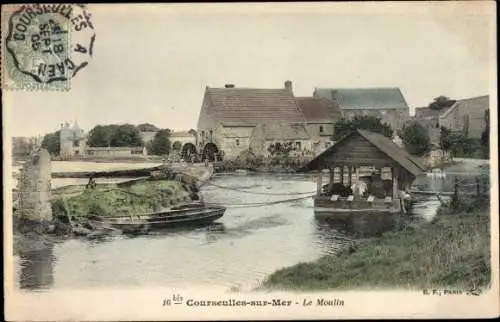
[
  {"left": 348, "top": 166, "right": 352, "bottom": 186},
  {"left": 329, "top": 166, "right": 335, "bottom": 190},
  {"left": 316, "top": 173, "right": 323, "bottom": 196},
  {"left": 340, "top": 166, "right": 344, "bottom": 185},
  {"left": 355, "top": 167, "right": 360, "bottom": 183},
  {"left": 392, "top": 167, "right": 398, "bottom": 199}
]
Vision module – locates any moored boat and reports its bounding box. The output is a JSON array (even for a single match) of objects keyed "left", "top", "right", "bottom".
[{"left": 93, "top": 204, "right": 226, "bottom": 234}]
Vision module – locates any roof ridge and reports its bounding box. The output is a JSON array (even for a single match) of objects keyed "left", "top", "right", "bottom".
[{"left": 357, "top": 129, "right": 426, "bottom": 172}]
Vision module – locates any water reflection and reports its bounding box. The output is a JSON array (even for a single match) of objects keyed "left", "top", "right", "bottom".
[
  {"left": 19, "top": 244, "right": 55, "bottom": 290},
  {"left": 315, "top": 213, "right": 402, "bottom": 238}
]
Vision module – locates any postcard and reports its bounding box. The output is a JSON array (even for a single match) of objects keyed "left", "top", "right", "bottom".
[{"left": 3, "top": 2, "right": 499, "bottom": 320}]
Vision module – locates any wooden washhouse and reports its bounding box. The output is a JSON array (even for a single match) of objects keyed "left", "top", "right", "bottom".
[{"left": 298, "top": 129, "right": 426, "bottom": 217}]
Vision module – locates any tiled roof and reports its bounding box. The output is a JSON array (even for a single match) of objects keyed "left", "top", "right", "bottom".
[
  {"left": 298, "top": 129, "right": 425, "bottom": 176},
  {"left": 414, "top": 107, "right": 451, "bottom": 118},
  {"left": 295, "top": 97, "right": 341, "bottom": 123},
  {"left": 198, "top": 86, "right": 305, "bottom": 129},
  {"left": 170, "top": 131, "right": 195, "bottom": 138},
  {"left": 440, "top": 95, "right": 489, "bottom": 119},
  {"left": 314, "top": 87, "right": 409, "bottom": 110}
]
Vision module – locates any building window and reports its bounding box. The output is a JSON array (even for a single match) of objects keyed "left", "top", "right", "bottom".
[
  {"left": 73, "top": 140, "right": 79, "bottom": 147},
  {"left": 319, "top": 125, "right": 323, "bottom": 133},
  {"left": 296, "top": 141, "right": 301, "bottom": 150},
  {"left": 236, "top": 139, "right": 240, "bottom": 146}
]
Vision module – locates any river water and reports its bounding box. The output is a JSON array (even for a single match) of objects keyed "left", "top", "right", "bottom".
[{"left": 12, "top": 159, "right": 488, "bottom": 292}]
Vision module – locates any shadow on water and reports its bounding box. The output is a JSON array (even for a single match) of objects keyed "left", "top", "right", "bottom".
[
  {"left": 18, "top": 244, "right": 55, "bottom": 291},
  {"left": 314, "top": 213, "right": 405, "bottom": 239}
]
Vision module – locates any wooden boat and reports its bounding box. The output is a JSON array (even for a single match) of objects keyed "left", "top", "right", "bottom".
[{"left": 92, "top": 203, "right": 226, "bottom": 234}]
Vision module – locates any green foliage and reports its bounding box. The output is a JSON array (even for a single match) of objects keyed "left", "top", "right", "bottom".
[
  {"left": 12, "top": 137, "right": 36, "bottom": 157},
  {"left": 41, "top": 130, "right": 61, "bottom": 155},
  {"left": 439, "top": 126, "right": 452, "bottom": 150},
  {"left": 172, "top": 141, "right": 182, "bottom": 151},
  {"left": 149, "top": 129, "right": 172, "bottom": 155},
  {"left": 428, "top": 96, "right": 456, "bottom": 110},
  {"left": 267, "top": 141, "right": 297, "bottom": 156},
  {"left": 440, "top": 125, "right": 486, "bottom": 158},
  {"left": 51, "top": 197, "right": 67, "bottom": 216},
  {"left": 445, "top": 131, "right": 483, "bottom": 158},
  {"left": 481, "top": 109, "right": 489, "bottom": 158},
  {"left": 136, "top": 123, "right": 159, "bottom": 132},
  {"left": 61, "top": 180, "right": 189, "bottom": 218},
  {"left": 87, "top": 124, "right": 144, "bottom": 147},
  {"left": 264, "top": 208, "right": 490, "bottom": 290},
  {"left": 401, "top": 122, "right": 431, "bottom": 156},
  {"left": 87, "top": 125, "right": 117, "bottom": 147},
  {"left": 332, "top": 115, "right": 393, "bottom": 141},
  {"left": 110, "top": 124, "right": 144, "bottom": 147}
]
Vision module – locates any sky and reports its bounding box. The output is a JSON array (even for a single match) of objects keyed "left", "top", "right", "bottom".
[{"left": 3, "top": 2, "right": 496, "bottom": 137}]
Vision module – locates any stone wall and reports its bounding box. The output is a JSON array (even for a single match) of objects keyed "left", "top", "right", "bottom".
[{"left": 16, "top": 149, "right": 52, "bottom": 222}]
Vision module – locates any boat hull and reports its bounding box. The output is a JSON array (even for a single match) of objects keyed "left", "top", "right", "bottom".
[
  {"left": 313, "top": 196, "right": 403, "bottom": 217},
  {"left": 96, "top": 206, "right": 226, "bottom": 234}
]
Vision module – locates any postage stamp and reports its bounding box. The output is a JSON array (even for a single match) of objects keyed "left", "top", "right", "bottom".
[{"left": 2, "top": 4, "right": 95, "bottom": 91}]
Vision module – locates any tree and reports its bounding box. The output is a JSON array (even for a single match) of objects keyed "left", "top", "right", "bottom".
[
  {"left": 41, "top": 131, "right": 60, "bottom": 155},
  {"left": 149, "top": 129, "right": 171, "bottom": 155},
  {"left": 188, "top": 129, "right": 197, "bottom": 136},
  {"left": 172, "top": 141, "right": 182, "bottom": 150},
  {"left": 481, "top": 109, "right": 489, "bottom": 157},
  {"left": 332, "top": 115, "right": 393, "bottom": 141},
  {"left": 401, "top": 122, "right": 431, "bottom": 156},
  {"left": 136, "top": 123, "right": 159, "bottom": 132},
  {"left": 439, "top": 126, "right": 453, "bottom": 151},
  {"left": 109, "top": 124, "right": 144, "bottom": 147},
  {"left": 428, "top": 96, "right": 456, "bottom": 110},
  {"left": 87, "top": 125, "right": 116, "bottom": 147},
  {"left": 12, "top": 137, "right": 35, "bottom": 157}
]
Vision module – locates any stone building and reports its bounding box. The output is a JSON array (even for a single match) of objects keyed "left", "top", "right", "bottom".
[
  {"left": 170, "top": 130, "right": 197, "bottom": 159},
  {"left": 437, "top": 95, "right": 489, "bottom": 139},
  {"left": 313, "top": 87, "right": 410, "bottom": 131},
  {"left": 413, "top": 95, "right": 489, "bottom": 141},
  {"left": 295, "top": 96, "right": 341, "bottom": 155},
  {"left": 59, "top": 121, "right": 86, "bottom": 158},
  {"left": 196, "top": 81, "right": 312, "bottom": 160}
]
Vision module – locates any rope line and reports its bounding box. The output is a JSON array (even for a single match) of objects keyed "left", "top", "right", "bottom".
[
  {"left": 203, "top": 181, "right": 316, "bottom": 196},
  {"left": 205, "top": 194, "right": 315, "bottom": 208}
]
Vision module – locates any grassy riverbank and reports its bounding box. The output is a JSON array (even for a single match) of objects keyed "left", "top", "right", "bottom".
[
  {"left": 52, "top": 180, "right": 192, "bottom": 219},
  {"left": 263, "top": 199, "right": 491, "bottom": 291}
]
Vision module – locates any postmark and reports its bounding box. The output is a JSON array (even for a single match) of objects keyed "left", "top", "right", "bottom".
[{"left": 2, "top": 4, "right": 95, "bottom": 91}]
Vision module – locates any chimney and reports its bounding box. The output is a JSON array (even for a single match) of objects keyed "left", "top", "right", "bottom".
[
  {"left": 225, "top": 84, "right": 235, "bottom": 88},
  {"left": 284, "top": 80, "right": 292, "bottom": 92}
]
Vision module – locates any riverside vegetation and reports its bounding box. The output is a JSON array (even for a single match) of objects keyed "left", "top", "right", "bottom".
[{"left": 263, "top": 194, "right": 491, "bottom": 291}]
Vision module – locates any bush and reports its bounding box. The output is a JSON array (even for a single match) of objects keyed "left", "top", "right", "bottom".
[{"left": 401, "top": 122, "right": 431, "bottom": 156}]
